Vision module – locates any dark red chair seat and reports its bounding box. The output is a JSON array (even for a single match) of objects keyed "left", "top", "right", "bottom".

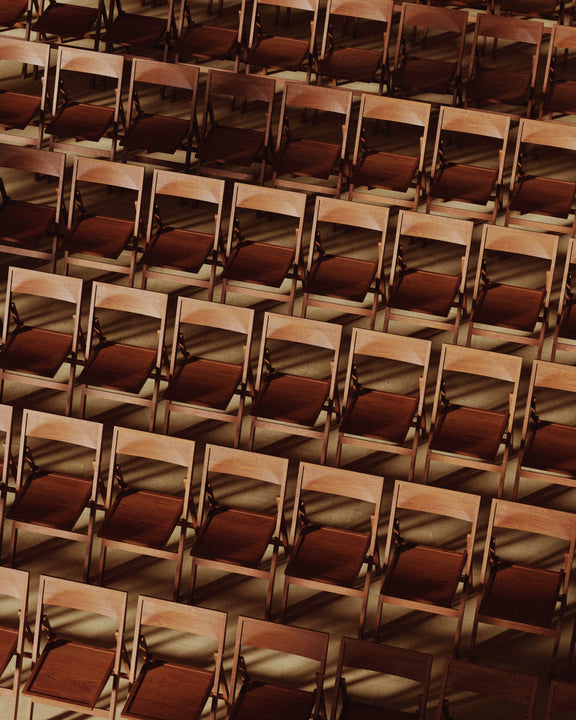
[
  {"left": 340, "top": 390, "right": 418, "bottom": 443},
  {"left": 500, "top": 0, "right": 558, "bottom": 18},
  {"left": 275, "top": 138, "right": 342, "bottom": 179},
  {"left": 107, "top": 13, "right": 167, "bottom": 50},
  {"left": 305, "top": 256, "right": 376, "bottom": 303},
  {"left": 47, "top": 103, "right": 115, "bottom": 142},
  {"left": 0, "top": 626, "right": 19, "bottom": 675},
  {"left": 393, "top": 58, "right": 456, "bottom": 95},
  {"left": 252, "top": 373, "right": 330, "bottom": 426},
  {"left": 429, "top": 164, "right": 498, "bottom": 205},
  {"left": 177, "top": 24, "right": 238, "bottom": 60},
  {"left": 317, "top": 47, "right": 381, "bottom": 83},
  {"left": 223, "top": 242, "right": 295, "bottom": 287},
  {"left": 522, "top": 422, "right": 576, "bottom": 476},
  {"left": 0, "top": 91, "right": 41, "bottom": 129},
  {"left": 0, "top": 327, "right": 72, "bottom": 377},
  {"left": 543, "top": 80, "right": 576, "bottom": 115},
  {"left": 0, "top": 201, "right": 56, "bottom": 243},
  {"left": 388, "top": 269, "right": 461, "bottom": 317},
  {"left": 63, "top": 215, "right": 134, "bottom": 259},
  {"left": 0, "top": 0, "right": 29, "bottom": 28},
  {"left": 80, "top": 343, "right": 157, "bottom": 394},
  {"left": 121, "top": 116, "right": 189, "bottom": 155},
  {"left": 468, "top": 68, "right": 531, "bottom": 107},
  {"left": 165, "top": 358, "right": 243, "bottom": 410},
  {"left": 472, "top": 283, "right": 545, "bottom": 332},
  {"left": 430, "top": 405, "right": 509, "bottom": 461},
  {"left": 349, "top": 152, "right": 419, "bottom": 192},
  {"left": 32, "top": 3, "right": 98, "bottom": 38},
  {"left": 508, "top": 175, "right": 576, "bottom": 218},
  {"left": 245, "top": 36, "right": 310, "bottom": 71},
  {"left": 199, "top": 126, "right": 265, "bottom": 167},
  {"left": 230, "top": 681, "right": 316, "bottom": 720},
  {"left": 142, "top": 229, "right": 214, "bottom": 273}
]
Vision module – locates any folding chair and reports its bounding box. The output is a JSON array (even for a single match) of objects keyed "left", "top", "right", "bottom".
[
  {"left": 0, "top": 0, "right": 32, "bottom": 35},
  {"left": 105, "top": 0, "right": 176, "bottom": 58},
  {"left": 196, "top": 69, "right": 276, "bottom": 185},
  {"left": 435, "top": 659, "right": 538, "bottom": 719},
  {"left": 466, "top": 225, "right": 558, "bottom": 359},
  {"left": 78, "top": 282, "right": 168, "bottom": 432},
  {"left": 426, "top": 105, "right": 510, "bottom": 223},
  {"left": 545, "top": 679, "right": 576, "bottom": 719},
  {"left": 315, "top": 0, "right": 394, "bottom": 94},
  {"left": 512, "top": 360, "right": 576, "bottom": 500},
  {"left": 376, "top": 480, "right": 480, "bottom": 656},
  {"left": 7, "top": 409, "right": 104, "bottom": 582},
  {"left": 220, "top": 183, "right": 306, "bottom": 314},
  {"left": 346, "top": 93, "right": 431, "bottom": 211},
  {"left": 540, "top": 24, "right": 576, "bottom": 120},
  {"left": 0, "top": 266, "right": 83, "bottom": 415},
  {"left": 0, "top": 144, "right": 65, "bottom": 272},
  {"left": 424, "top": 343, "right": 522, "bottom": 497},
  {"left": 46, "top": 45, "right": 125, "bottom": 160},
  {"left": 465, "top": 14, "right": 543, "bottom": 117},
  {"left": 142, "top": 169, "right": 224, "bottom": 297},
  {"left": 272, "top": 82, "right": 352, "bottom": 197},
  {"left": 301, "top": 197, "right": 389, "bottom": 329},
  {"left": 22, "top": 575, "right": 127, "bottom": 720},
  {"left": 470, "top": 499, "right": 576, "bottom": 671},
  {"left": 551, "top": 237, "right": 576, "bottom": 361},
  {"left": 330, "top": 637, "right": 432, "bottom": 720},
  {"left": 391, "top": 3, "right": 468, "bottom": 106},
  {"left": 31, "top": 0, "right": 104, "bottom": 49},
  {"left": 190, "top": 444, "right": 289, "bottom": 619},
  {"left": 0, "top": 567, "right": 28, "bottom": 720},
  {"left": 163, "top": 297, "right": 254, "bottom": 448},
  {"left": 122, "top": 596, "right": 227, "bottom": 720},
  {"left": 0, "top": 404, "right": 14, "bottom": 563},
  {"left": 382, "top": 211, "right": 473, "bottom": 344},
  {"left": 336, "top": 328, "right": 431, "bottom": 481},
  {"left": 62, "top": 156, "right": 144, "bottom": 285},
  {"left": 98, "top": 426, "right": 196, "bottom": 601},
  {"left": 228, "top": 616, "right": 329, "bottom": 720},
  {"left": 282, "top": 462, "right": 383, "bottom": 637},
  {"left": 249, "top": 312, "right": 342, "bottom": 463},
  {"left": 121, "top": 58, "right": 199, "bottom": 172},
  {"left": 505, "top": 118, "right": 576, "bottom": 236},
  {"left": 0, "top": 37, "right": 50, "bottom": 149}
]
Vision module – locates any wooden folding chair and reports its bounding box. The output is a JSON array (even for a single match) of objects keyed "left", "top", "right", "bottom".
[
  {"left": 423, "top": 344, "right": 522, "bottom": 497},
  {"left": 540, "top": 25, "right": 576, "bottom": 120},
  {"left": 0, "top": 567, "right": 28, "bottom": 720},
  {"left": 0, "top": 266, "right": 83, "bottom": 415},
  {"left": 105, "top": 0, "right": 176, "bottom": 58},
  {"left": 0, "top": 37, "right": 50, "bottom": 149},
  {"left": 196, "top": 69, "right": 276, "bottom": 185},
  {"left": 46, "top": 45, "right": 125, "bottom": 160},
  {"left": 228, "top": 616, "right": 329, "bottom": 720},
  {"left": 0, "top": 0, "right": 32, "bottom": 36},
  {"left": 121, "top": 58, "right": 199, "bottom": 172},
  {"left": 376, "top": 480, "right": 480, "bottom": 656},
  {"left": 382, "top": 211, "right": 473, "bottom": 343},
  {"left": 31, "top": 0, "right": 104, "bottom": 49},
  {"left": 190, "top": 444, "right": 289, "bottom": 619},
  {"left": 220, "top": 183, "right": 306, "bottom": 314},
  {"left": 0, "top": 404, "right": 14, "bottom": 563},
  {"left": 249, "top": 312, "right": 342, "bottom": 463},
  {"left": 22, "top": 575, "right": 127, "bottom": 720},
  {"left": 336, "top": 328, "right": 431, "bottom": 480},
  {"left": 330, "top": 637, "right": 433, "bottom": 720},
  {"left": 7, "top": 409, "right": 104, "bottom": 582},
  {"left": 272, "top": 82, "right": 352, "bottom": 197},
  {"left": 282, "top": 462, "right": 383, "bottom": 637},
  {"left": 78, "top": 282, "right": 168, "bottom": 432},
  {"left": 426, "top": 106, "right": 510, "bottom": 223},
  {"left": 346, "top": 93, "right": 431, "bottom": 211},
  {"left": 301, "top": 197, "right": 389, "bottom": 329},
  {"left": 0, "top": 144, "right": 65, "bottom": 272},
  {"left": 62, "top": 156, "right": 145, "bottom": 285},
  {"left": 545, "top": 679, "right": 576, "bottom": 719},
  {"left": 122, "top": 596, "right": 228, "bottom": 720},
  {"left": 470, "top": 499, "right": 576, "bottom": 671},
  {"left": 163, "top": 297, "right": 254, "bottom": 448},
  {"left": 551, "top": 237, "right": 576, "bottom": 361},
  {"left": 505, "top": 118, "right": 576, "bottom": 237},
  {"left": 97, "top": 426, "right": 196, "bottom": 601}
]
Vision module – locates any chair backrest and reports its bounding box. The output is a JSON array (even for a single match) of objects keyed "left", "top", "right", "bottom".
[
  {"left": 556, "top": 237, "right": 576, "bottom": 328},
  {"left": 400, "top": 2, "right": 468, "bottom": 33},
  {"left": 0, "top": 566, "right": 28, "bottom": 604},
  {"left": 247, "top": 0, "right": 320, "bottom": 49},
  {"left": 0, "top": 37, "right": 50, "bottom": 110},
  {"left": 520, "top": 359, "right": 576, "bottom": 442},
  {"left": 0, "top": 144, "right": 65, "bottom": 202},
  {"left": 473, "top": 12, "right": 543, "bottom": 45},
  {"left": 320, "top": 0, "right": 394, "bottom": 62}
]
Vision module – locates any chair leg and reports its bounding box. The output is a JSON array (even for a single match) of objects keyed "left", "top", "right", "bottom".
[
  {"left": 8, "top": 526, "right": 18, "bottom": 570},
  {"left": 189, "top": 558, "right": 199, "bottom": 604},
  {"left": 422, "top": 449, "right": 432, "bottom": 484},
  {"left": 334, "top": 434, "right": 343, "bottom": 467},
  {"left": 247, "top": 418, "right": 257, "bottom": 452},
  {"left": 98, "top": 544, "right": 107, "bottom": 586},
  {"left": 78, "top": 386, "right": 87, "bottom": 420},
  {"left": 162, "top": 404, "right": 171, "bottom": 435},
  {"left": 280, "top": 579, "right": 290, "bottom": 623},
  {"left": 374, "top": 595, "right": 383, "bottom": 642}
]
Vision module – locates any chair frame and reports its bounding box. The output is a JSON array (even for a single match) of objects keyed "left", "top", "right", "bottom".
[
  {"left": 0, "top": 404, "right": 14, "bottom": 564},
  {"left": 0, "top": 0, "right": 33, "bottom": 37},
  {"left": 32, "top": 0, "right": 105, "bottom": 50},
  {"left": 104, "top": 0, "right": 176, "bottom": 58},
  {"left": 0, "top": 566, "right": 29, "bottom": 720},
  {"left": 551, "top": 236, "right": 576, "bottom": 361},
  {"left": 540, "top": 24, "right": 576, "bottom": 120}
]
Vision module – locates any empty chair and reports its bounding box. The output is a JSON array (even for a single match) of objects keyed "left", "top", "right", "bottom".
[
  {"left": 0, "top": 404, "right": 14, "bottom": 562},
  {"left": 382, "top": 211, "right": 473, "bottom": 344},
  {"left": 122, "top": 596, "right": 227, "bottom": 720},
  {"left": 346, "top": 93, "right": 431, "bottom": 211},
  {"left": 22, "top": 575, "right": 127, "bottom": 720},
  {"left": 551, "top": 237, "right": 576, "bottom": 361},
  {"left": 466, "top": 225, "right": 558, "bottom": 359},
  {"left": 272, "top": 82, "right": 353, "bottom": 197},
  {"left": 142, "top": 169, "right": 225, "bottom": 297},
  {"left": 163, "top": 297, "right": 254, "bottom": 448},
  {"left": 545, "top": 680, "right": 576, "bottom": 719},
  {"left": 228, "top": 616, "right": 329, "bottom": 720},
  {"left": 31, "top": 0, "right": 103, "bottom": 48},
  {"left": 330, "top": 637, "right": 433, "bottom": 720},
  {"left": 78, "top": 282, "right": 168, "bottom": 432},
  {"left": 540, "top": 24, "right": 576, "bottom": 120},
  {"left": 301, "top": 197, "right": 389, "bottom": 329},
  {"left": 426, "top": 105, "right": 510, "bottom": 223},
  {"left": 249, "top": 312, "right": 342, "bottom": 463},
  {"left": 7, "top": 409, "right": 103, "bottom": 582},
  {"left": 282, "top": 462, "right": 384, "bottom": 637},
  {"left": 336, "top": 328, "right": 431, "bottom": 480},
  {"left": 105, "top": 0, "right": 176, "bottom": 58},
  {"left": 0, "top": 0, "right": 32, "bottom": 35},
  {"left": 0, "top": 567, "right": 29, "bottom": 720},
  {"left": 220, "top": 183, "right": 306, "bottom": 314},
  {"left": 0, "top": 266, "right": 83, "bottom": 415},
  {"left": 190, "top": 444, "right": 289, "bottom": 619},
  {"left": 376, "top": 480, "right": 481, "bottom": 656},
  {"left": 423, "top": 344, "right": 522, "bottom": 498},
  {"left": 98, "top": 426, "right": 196, "bottom": 600},
  {"left": 470, "top": 498, "right": 576, "bottom": 669}
]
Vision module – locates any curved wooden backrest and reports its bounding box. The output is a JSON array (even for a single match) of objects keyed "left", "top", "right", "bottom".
[
  {"left": 203, "top": 443, "right": 289, "bottom": 487},
  {"left": 235, "top": 615, "right": 329, "bottom": 661},
  {"left": 39, "top": 574, "right": 127, "bottom": 621},
  {"left": 400, "top": 2, "right": 468, "bottom": 32},
  {"left": 337, "top": 636, "right": 432, "bottom": 683},
  {"left": 176, "top": 296, "right": 254, "bottom": 336},
  {"left": 393, "top": 479, "right": 481, "bottom": 523},
  {"left": 20, "top": 408, "right": 103, "bottom": 450},
  {"left": 262, "top": 312, "right": 342, "bottom": 351},
  {"left": 482, "top": 225, "right": 559, "bottom": 261},
  {"left": 7, "top": 265, "right": 82, "bottom": 305},
  {"left": 136, "top": 594, "right": 227, "bottom": 640}
]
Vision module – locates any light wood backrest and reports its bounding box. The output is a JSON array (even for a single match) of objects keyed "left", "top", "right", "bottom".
[
  {"left": 176, "top": 296, "right": 254, "bottom": 336},
  {"left": 0, "top": 402, "right": 12, "bottom": 436},
  {"left": 481, "top": 225, "right": 559, "bottom": 261},
  {"left": 112, "top": 425, "right": 195, "bottom": 468},
  {"left": 314, "top": 196, "right": 389, "bottom": 234},
  {"left": 57, "top": 44, "right": 124, "bottom": 79},
  {"left": 262, "top": 312, "right": 342, "bottom": 351},
  {"left": 282, "top": 81, "right": 352, "bottom": 116},
  {"left": 131, "top": 56, "right": 198, "bottom": 90},
  {"left": 73, "top": 156, "right": 145, "bottom": 192},
  {"left": 20, "top": 408, "right": 103, "bottom": 450},
  {"left": 0, "top": 144, "right": 65, "bottom": 179},
  {"left": 516, "top": 118, "right": 576, "bottom": 153},
  {"left": 557, "top": 237, "right": 576, "bottom": 322},
  {"left": 231, "top": 182, "right": 307, "bottom": 219},
  {"left": 338, "top": 636, "right": 432, "bottom": 683},
  {"left": 401, "top": 2, "right": 468, "bottom": 33},
  {"left": 491, "top": 498, "right": 576, "bottom": 542},
  {"left": 350, "top": 328, "right": 430, "bottom": 367},
  {"left": 297, "top": 461, "right": 384, "bottom": 504},
  {"left": 393, "top": 479, "right": 480, "bottom": 523},
  {"left": 532, "top": 358, "right": 576, "bottom": 394},
  {"left": 0, "top": 566, "right": 28, "bottom": 602},
  {"left": 361, "top": 94, "right": 431, "bottom": 128},
  {"left": 137, "top": 594, "right": 227, "bottom": 639},
  {"left": 91, "top": 281, "right": 168, "bottom": 319},
  {"left": 39, "top": 574, "right": 127, "bottom": 621},
  {"left": 151, "top": 168, "right": 225, "bottom": 206},
  {"left": 437, "top": 105, "right": 510, "bottom": 140},
  {"left": 254, "top": 0, "right": 318, "bottom": 13},
  {"left": 475, "top": 12, "right": 543, "bottom": 44},
  {"left": 203, "top": 444, "right": 289, "bottom": 487},
  {"left": 550, "top": 23, "right": 576, "bottom": 51},
  {"left": 396, "top": 210, "right": 473, "bottom": 247},
  {"left": 206, "top": 68, "right": 276, "bottom": 104},
  {"left": 235, "top": 615, "right": 328, "bottom": 661},
  {"left": 0, "top": 35, "right": 50, "bottom": 66},
  {"left": 439, "top": 343, "right": 522, "bottom": 384},
  {"left": 7, "top": 265, "right": 82, "bottom": 305}
]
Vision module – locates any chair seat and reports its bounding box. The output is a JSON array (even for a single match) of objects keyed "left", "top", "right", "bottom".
[
  {"left": 199, "top": 126, "right": 265, "bottom": 167},
  {"left": 499, "top": 0, "right": 558, "bottom": 17},
  {"left": 47, "top": 103, "right": 115, "bottom": 142},
  {"left": 0, "top": 0, "right": 29, "bottom": 27},
  {"left": 468, "top": 68, "right": 531, "bottom": 107},
  {"left": 349, "top": 152, "right": 419, "bottom": 193},
  {"left": 80, "top": 343, "right": 157, "bottom": 394},
  {"left": 558, "top": 299, "right": 576, "bottom": 341},
  {"left": 245, "top": 36, "right": 310, "bottom": 71},
  {"left": 192, "top": 507, "right": 276, "bottom": 567},
  {"left": 0, "top": 201, "right": 55, "bottom": 243},
  {"left": 509, "top": 175, "right": 576, "bottom": 218},
  {"left": 522, "top": 422, "right": 576, "bottom": 477},
  {"left": 394, "top": 58, "right": 457, "bottom": 96},
  {"left": 177, "top": 24, "right": 238, "bottom": 60},
  {"left": 543, "top": 81, "right": 576, "bottom": 115},
  {"left": 388, "top": 269, "right": 461, "bottom": 317},
  {"left": 252, "top": 373, "right": 330, "bottom": 426},
  {"left": 122, "top": 661, "right": 214, "bottom": 720},
  {"left": 430, "top": 405, "right": 509, "bottom": 461},
  {"left": 285, "top": 525, "right": 370, "bottom": 587},
  {"left": 430, "top": 164, "right": 498, "bottom": 205},
  {"left": 0, "top": 626, "right": 19, "bottom": 675},
  {"left": 99, "top": 490, "right": 183, "bottom": 549},
  {"left": 23, "top": 640, "right": 115, "bottom": 709},
  {"left": 7, "top": 472, "right": 92, "bottom": 531},
  {"left": 305, "top": 256, "right": 377, "bottom": 303},
  {"left": 63, "top": 215, "right": 134, "bottom": 259},
  {"left": 340, "top": 389, "right": 418, "bottom": 444},
  {"left": 0, "top": 327, "right": 72, "bottom": 377},
  {"left": 108, "top": 13, "right": 167, "bottom": 49},
  {"left": 224, "top": 242, "right": 295, "bottom": 288},
  {"left": 142, "top": 228, "right": 214, "bottom": 273},
  {"left": 317, "top": 47, "right": 381, "bottom": 83},
  {"left": 230, "top": 680, "right": 316, "bottom": 720},
  {"left": 32, "top": 3, "right": 98, "bottom": 37},
  {"left": 122, "top": 116, "right": 189, "bottom": 155},
  {"left": 0, "top": 91, "right": 41, "bottom": 129},
  {"left": 472, "top": 283, "right": 545, "bottom": 332},
  {"left": 165, "top": 357, "right": 243, "bottom": 410},
  {"left": 339, "top": 699, "right": 415, "bottom": 720},
  {"left": 275, "top": 138, "right": 342, "bottom": 179}
]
